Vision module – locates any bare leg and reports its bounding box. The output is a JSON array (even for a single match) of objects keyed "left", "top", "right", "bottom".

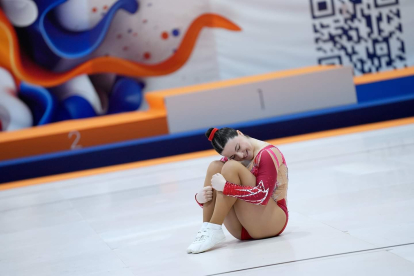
[
  {"left": 200, "top": 161, "right": 245, "bottom": 238},
  {"left": 190, "top": 159, "right": 286, "bottom": 253},
  {"left": 210, "top": 160, "right": 256, "bottom": 225},
  {"left": 209, "top": 160, "right": 286, "bottom": 239},
  {"left": 224, "top": 207, "right": 242, "bottom": 240},
  {"left": 188, "top": 161, "right": 244, "bottom": 253},
  {"left": 188, "top": 161, "right": 256, "bottom": 253},
  {"left": 202, "top": 161, "right": 224, "bottom": 222}
]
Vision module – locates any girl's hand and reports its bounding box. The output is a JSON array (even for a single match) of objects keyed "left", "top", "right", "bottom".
[
  {"left": 211, "top": 173, "right": 226, "bottom": 192},
  {"left": 196, "top": 186, "right": 213, "bottom": 204}
]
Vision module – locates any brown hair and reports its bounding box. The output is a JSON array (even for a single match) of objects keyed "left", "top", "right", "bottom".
[{"left": 205, "top": 127, "right": 239, "bottom": 154}]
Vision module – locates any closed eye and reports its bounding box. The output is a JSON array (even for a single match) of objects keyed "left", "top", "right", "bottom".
[{"left": 230, "top": 144, "right": 240, "bottom": 160}]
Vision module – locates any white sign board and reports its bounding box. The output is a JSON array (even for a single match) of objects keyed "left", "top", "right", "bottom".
[{"left": 165, "top": 66, "right": 357, "bottom": 133}]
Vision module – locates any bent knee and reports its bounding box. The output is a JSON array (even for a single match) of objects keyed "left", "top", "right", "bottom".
[
  {"left": 221, "top": 160, "right": 242, "bottom": 175},
  {"left": 207, "top": 160, "right": 225, "bottom": 174}
]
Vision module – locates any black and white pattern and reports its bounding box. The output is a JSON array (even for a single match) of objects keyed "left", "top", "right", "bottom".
[{"left": 311, "top": 0, "right": 406, "bottom": 75}]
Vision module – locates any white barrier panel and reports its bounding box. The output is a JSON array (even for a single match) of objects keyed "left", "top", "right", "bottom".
[{"left": 165, "top": 66, "right": 357, "bottom": 134}]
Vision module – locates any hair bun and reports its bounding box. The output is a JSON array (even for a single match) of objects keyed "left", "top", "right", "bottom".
[
  {"left": 205, "top": 128, "right": 214, "bottom": 139},
  {"left": 207, "top": 128, "right": 219, "bottom": 141}
]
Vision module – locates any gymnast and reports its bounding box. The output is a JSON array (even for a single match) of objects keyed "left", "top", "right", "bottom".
[{"left": 187, "top": 127, "right": 289, "bottom": 254}]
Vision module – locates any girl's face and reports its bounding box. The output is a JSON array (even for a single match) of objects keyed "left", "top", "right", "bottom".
[{"left": 221, "top": 131, "right": 254, "bottom": 162}]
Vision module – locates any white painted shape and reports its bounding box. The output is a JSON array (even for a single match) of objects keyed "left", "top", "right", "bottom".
[
  {"left": 0, "top": 67, "right": 31, "bottom": 131},
  {"left": 0, "top": 104, "right": 10, "bottom": 130},
  {"left": 0, "top": 93, "right": 33, "bottom": 131},
  {"left": 0, "top": 0, "right": 38, "bottom": 27},
  {"left": 166, "top": 66, "right": 356, "bottom": 133},
  {"left": 0, "top": 67, "right": 16, "bottom": 92},
  {"left": 54, "top": 0, "right": 118, "bottom": 32},
  {"left": 51, "top": 74, "right": 105, "bottom": 114}
]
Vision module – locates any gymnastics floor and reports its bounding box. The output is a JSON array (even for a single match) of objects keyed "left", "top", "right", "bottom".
[{"left": 1, "top": 121, "right": 414, "bottom": 275}]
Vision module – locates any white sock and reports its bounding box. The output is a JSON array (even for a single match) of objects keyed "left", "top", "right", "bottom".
[
  {"left": 207, "top": 223, "right": 222, "bottom": 230},
  {"left": 201, "top": 222, "right": 209, "bottom": 229}
]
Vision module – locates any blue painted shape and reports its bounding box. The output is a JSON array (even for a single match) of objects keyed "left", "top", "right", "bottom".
[
  {"left": 54, "top": 95, "right": 97, "bottom": 121},
  {"left": 18, "top": 82, "right": 57, "bottom": 125},
  {"left": 24, "top": 27, "right": 62, "bottom": 69},
  {"left": 107, "top": 77, "right": 143, "bottom": 114},
  {"left": 32, "top": 0, "right": 139, "bottom": 59},
  {"left": 356, "top": 74, "right": 414, "bottom": 103},
  {"left": 172, "top": 29, "right": 180, "bottom": 36},
  {"left": 2, "top": 94, "right": 414, "bottom": 184}
]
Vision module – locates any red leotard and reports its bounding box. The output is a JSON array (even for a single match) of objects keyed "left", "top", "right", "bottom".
[{"left": 222, "top": 145, "right": 284, "bottom": 205}]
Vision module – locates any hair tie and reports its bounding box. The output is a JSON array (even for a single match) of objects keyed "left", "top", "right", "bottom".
[{"left": 208, "top": 128, "right": 219, "bottom": 141}]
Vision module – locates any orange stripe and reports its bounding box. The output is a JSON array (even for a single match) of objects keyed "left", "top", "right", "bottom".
[
  {"left": 147, "top": 65, "right": 334, "bottom": 97},
  {"left": 0, "top": 109, "right": 166, "bottom": 143},
  {"left": 0, "top": 110, "right": 168, "bottom": 161},
  {"left": 1, "top": 116, "right": 414, "bottom": 191},
  {"left": 354, "top": 66, "right": 414, "bottom": 85}
]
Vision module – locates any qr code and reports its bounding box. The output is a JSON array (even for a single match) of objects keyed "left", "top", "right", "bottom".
[{"left": 311, "top": 0, "right": 407, "bottom": 75}]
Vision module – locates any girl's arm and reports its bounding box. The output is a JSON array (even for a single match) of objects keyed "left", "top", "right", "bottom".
[
  {"left": 222, "top": 149, "right": 277, "bottom": 205},
  {"left": 195, "top": 157, "right": 228, "bottom": 207}
]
